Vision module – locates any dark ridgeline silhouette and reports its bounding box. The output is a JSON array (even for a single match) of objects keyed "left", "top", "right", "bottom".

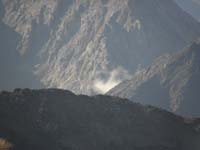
[
  {"left": 0, "top": 1, "right": 200, "bottom": 149},
  {"left": 0, "top": 89, "right": 200, "bottom": 150},
  {"left": 108, "top": 39, "right": 200, "bottom": 117}
]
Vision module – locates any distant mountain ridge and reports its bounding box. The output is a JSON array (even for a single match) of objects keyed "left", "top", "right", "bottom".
[
  {"left": 0, "top": 0, "right": 200, "bottom": 94},
  {"left": 175, "top": 0, "right": 200, "bottom": 22},
  {"left": 108, "top": 39, "right": 200, "bottom": 117},
  {"left": 0, "top": 88, "right": 200, "bottom": 150}
]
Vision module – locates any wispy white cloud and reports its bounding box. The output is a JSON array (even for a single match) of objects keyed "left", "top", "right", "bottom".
[{"left": 93, "top": 67, "right": 131, "bottom": 94}]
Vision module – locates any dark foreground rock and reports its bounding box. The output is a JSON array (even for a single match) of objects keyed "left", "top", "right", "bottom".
[{"left": 0, "top": 88, "right": 200, "bottom": 150}]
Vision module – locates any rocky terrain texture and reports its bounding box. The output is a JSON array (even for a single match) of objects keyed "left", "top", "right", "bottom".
[
  {"left": 1, "top": 0, "right": 200, "bottom": 94},
  {"left": 0, "top": 0, "right": 43, "bottom": 91},
  {"left": 175, "top": 0, "right": 200, "bottom": 22},
  {"left": 0, "top": 88, "right": 200, "bottom": 150},
  {"left": 108, "top": 39, "right": 200, "bottom": 117}
]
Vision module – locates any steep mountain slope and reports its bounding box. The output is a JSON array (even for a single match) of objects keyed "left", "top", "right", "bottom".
[
  {"left": 1, "top": 0, "right": 200, "bottom": 94},
  {"left": 175, "top": 0, "right": 200, "bottom": 22},
  {"left": 0, "top": 88, "right": 200, "bottom": 150},
  {"left": 0, "top": 0, "right": 43, "bottom": 91},
  {"left": 108, "top": 39, "right": 200, "bottom": 117}
]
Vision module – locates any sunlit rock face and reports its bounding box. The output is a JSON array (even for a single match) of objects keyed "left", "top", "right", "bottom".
[
  {"left": 0, "top": 89, "right": 200, "bottom": 150},
  {"left": 108, "top": 39, "right": 200, "bottom": 117},
  {"left": 1, "top": 0, "right": 58, "bottom": 55},
  {"left": 0, "top": 0, "right": 43, "bottom": 91},
  {"left": 1, "top": 0, "right": 200, "bottom": 94}
]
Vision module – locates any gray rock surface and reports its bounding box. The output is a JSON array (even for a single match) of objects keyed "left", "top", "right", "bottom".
[
  {"left": 175, "top": 0, "right": 200, "bottom": 22},
  {"left": 108, "top": 39, "right": 200, "bottom": 117},
  {"left": 0, "top": 0, "right": 43, "bottom": 91},
  {"left": 0, "top": 88, "right": 200, "bottom": 150},
  {"left": 1, "top": 0, "right": 200, "bottom": 94}
]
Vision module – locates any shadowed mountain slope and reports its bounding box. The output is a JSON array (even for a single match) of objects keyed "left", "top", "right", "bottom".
[
  {"left": 175, "top": 0, "right": 200, "bottom": 22},
  {"left": 0, "top": 88, "right": 200, "bottom": 150},
  {"left": 108, "top": 39, "right": 200, "bottom": 117},
  {"left": 0, "top": 0, "right": 43, "bottom": 91},
  {"left": 1, "top": 0, "right": 200, "bottom": 94}
]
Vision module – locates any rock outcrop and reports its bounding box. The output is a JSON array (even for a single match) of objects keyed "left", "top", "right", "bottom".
[
  {"left": 1, "top": 0, "right": 200, "bottom": 94},
  {"left": 108, "top": 39, "right": 200, "bottom": 117}
]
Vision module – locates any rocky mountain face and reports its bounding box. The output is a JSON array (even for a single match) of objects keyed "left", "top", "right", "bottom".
[
  {"left": 1, "top": 0, "right": 200, "bottom": 94},
  {"left": 175, "top": 0, "right": 200, "bottom": 22},
  {"left": 108, "top": 39, "right": 200, "bottom": 117},
  {"left": 0, "top": 0, "right": 44, "bottom": 91},
  {"left": 0, "top": 88, "right": 200, "bottom": 150}
]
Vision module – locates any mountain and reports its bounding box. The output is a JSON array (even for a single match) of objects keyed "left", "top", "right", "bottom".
[
  {"left": 108, "top": 39, "right": 200, "bottom": 117},
  {"left": 0, "top": 0, "right": 43, "bottom": 91},
  {"left": 0, "top": 88, "right": 200, "bottom": 150},
  {"left": 175, "top": 0, "right": 200, "bottom": 22},
  {"left": 1, "top": 0, "right": 200, "bottom": 94}
]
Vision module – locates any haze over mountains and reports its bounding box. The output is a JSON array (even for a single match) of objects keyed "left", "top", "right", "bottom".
[
  {"left": 175, "top": 0, "right": 200, "bottom": 22},
  {"left": 0, "top": 0, "right": 200, "bottom": 94},
  {"left": 108, "top": 39, "right": 200, "bottom": 117},
  {"left": 0, "top": 0, "right": 43, "bottom": 91},
  {"left": 0, "top": 89, "right": 200, "bottom": 150},
  {"left": 1, "top": 1, "right": 200, "bottom": 149}
]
